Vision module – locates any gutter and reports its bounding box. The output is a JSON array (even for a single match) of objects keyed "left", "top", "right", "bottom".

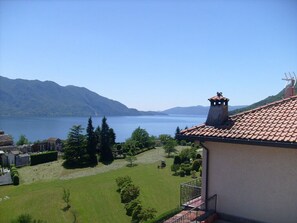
[{"left": 199, "top": 141, "right": 209, "bottom": 210}]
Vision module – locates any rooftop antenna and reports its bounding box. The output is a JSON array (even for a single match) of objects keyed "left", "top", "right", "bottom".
[
  {"left": 282, "top": 72, "right": 296, "bottom": 98},
  {"left": 282, "top": 72, "right": 296, "bottom": 87}
]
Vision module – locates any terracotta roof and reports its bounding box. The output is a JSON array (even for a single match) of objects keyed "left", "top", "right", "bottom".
[
  {"left": 179, "top": 95, "right": 297, "bottom": 147},
  {"left": 0, "top": 134, "right": 13, "bottom": 147}
]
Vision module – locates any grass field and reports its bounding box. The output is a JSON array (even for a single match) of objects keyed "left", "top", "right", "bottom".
[{"left": 0, "top": 148, "right": 191, "bottom": 223}]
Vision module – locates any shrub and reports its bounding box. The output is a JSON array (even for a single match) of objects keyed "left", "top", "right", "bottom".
[
  {"left": 179, "top": 169, "right": 185, "bottom": 177},
  {"left": 181, "top": 163, "right": 191, "bottom": 175},
  {"left": 30, "top": 151, "right": 58, "bottom": 166},
  {"left": 171, "top": 164, "right": 180, "bottom": 175},
  {"left": 138, "top": 207, "right": 157, "bottom": 222},
  {"left": 125, "top": 199, "right": 141, "bottom": 216},
  {"left": 13, "top": 174, "right": 19, "bottom": 185},
  {"left": 11, "top": 167, "right": 18, "bottom": 177},
  {"left": 192, "top": 159, "right": 202, "bottom": 171},
  {"left": 10, "top": 166, "right": 20, "bottom": 185},
  {"left": 198, "top": 166, "right": 202, "bottom": 177},
  {"left": 145, "top": 207, "right": 181, "bottom": 223},
  {"left": 11, "top": 213, "right": 46, "bottom": 223},
  {"left": 196, "top": 153, "right": 202, "bottom": 159},
  {"left": 116, "top": 176, "right": 132, "bottom": 192},
  {"left": 191, "top": 170, "right": 197, "bottom": 179},
  {"left": 173, "top": 155, "right": 181, "bottom": 165},
  {"left": 120, "top": 184, "right": 140, "bottom": 203},
  {"left": 179, "top": 140, "right": 187, "bottom": 146},
  {"left": 131, "top": 203, "right": 142, "bottom": 223}
]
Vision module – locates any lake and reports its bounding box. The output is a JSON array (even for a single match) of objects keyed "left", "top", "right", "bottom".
[{"left": 0, "top": 115, "right": 206, "bottom": 143}]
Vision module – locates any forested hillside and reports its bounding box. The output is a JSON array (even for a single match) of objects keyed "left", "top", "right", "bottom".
[{"left": 0, "top": 76, "right": 159, "bottom": 117}]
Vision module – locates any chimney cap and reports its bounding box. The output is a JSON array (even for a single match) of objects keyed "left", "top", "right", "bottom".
[{"left": 208, "top": 92, "right": 229, "bottom": 102}]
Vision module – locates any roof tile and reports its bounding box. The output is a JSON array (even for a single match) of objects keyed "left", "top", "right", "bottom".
[{"left": 180, "top": 95, "right": 297, "bottom": 145}]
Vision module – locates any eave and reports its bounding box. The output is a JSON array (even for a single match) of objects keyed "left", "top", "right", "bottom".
[{"left": 177, "top": 134, "right": 297, "bottom": 149}]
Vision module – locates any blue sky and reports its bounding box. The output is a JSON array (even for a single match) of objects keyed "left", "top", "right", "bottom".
[{"left": 0, "top": 0, "right": 296, "bottom": 111}]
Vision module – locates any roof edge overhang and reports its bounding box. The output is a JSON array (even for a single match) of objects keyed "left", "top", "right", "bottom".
[{"left": 177, "top": 134, "right": 297, "bottom": 149}]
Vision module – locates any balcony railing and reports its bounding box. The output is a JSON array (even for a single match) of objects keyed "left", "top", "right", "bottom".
[
  {"left": 180, "top": 179, "right": 201, "bottom": 207},
  {"left": 167, "top": 194, "right": 217, "bottom": 223}
]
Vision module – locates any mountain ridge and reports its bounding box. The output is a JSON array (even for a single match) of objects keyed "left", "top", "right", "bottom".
[
  {"left": 163, "top": 105, "right": 246, "bottom": 116},
  {"left": 0, "top": 76, "right": 162, "bottom": 117}
]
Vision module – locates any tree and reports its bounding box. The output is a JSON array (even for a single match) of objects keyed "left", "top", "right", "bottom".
[
  {"left": 94, "top": 126, "right": 101, "bottom": 152},
  {"left": 124, "top": 138, "right": 137, "bottom": 154},
  {"left": 125, "top": 199, "right": 141, "bottom": 216},
  {"left": 159, "top": 134, "right": 172, "bottom": 145},
  {"left": 99, "top": 117, "right": 114, "bottom": 164},
  {"left": 163, "top": 137, "right": 178, "bottom": 157},
  {"left": 125, "top": 154, "right": 137, "bottom": 167},
  {"left": 86, "top": 117, "right": 97, "bottom": 164},
  {"left": 109, "top": 128, "right": 116, "bottom": 146},
  {"left": 130, "top": 127, "right": 152, "bottom": 149},
  {"left": 62, "top": 188, "right": 71, "bottom": 209},
  {"left": 63, "top": 125, "right": 87, "bottom": 165},
  {"left": 16, "top": 135, "right": 29, "bottom": 146},
  {"left": 116, "top": 176, "right": 132, "bottom": 192},
  {"left": 179, "top": 147, "right": 197, "bottom": 163},
  {"left": 120, "top": 184, "right": 140, "bottom": 203},
  {"left": 138, "top": 207, "right": 157, "bottom": 222},
  {"left": 175, "top": 126, "right": 180, "bottom": 140}
]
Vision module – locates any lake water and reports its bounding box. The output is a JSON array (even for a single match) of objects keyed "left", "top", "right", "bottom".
[{"left": 0, "top": 115, "right": 206, "bottom": 143}]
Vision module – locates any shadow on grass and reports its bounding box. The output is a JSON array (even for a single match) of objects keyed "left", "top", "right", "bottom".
[
  {"left": 62, "top": 161, "right": 97, "bottom": 169},
  {"left": 62, "top": 205, "right": 71, "bottom": 212},
  {"left": 126, "top": 164, "right": 138, "bottom": 168},
  {"left": 100, "top": 160, "right": 114, "bottom": 165}
]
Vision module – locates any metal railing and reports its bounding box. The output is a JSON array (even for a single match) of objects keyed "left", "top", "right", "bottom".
[
  {"left": 180, "top": 179, "right": 201, "bottom": 207},
  {"left": 169, "top": 194, "right": 217, "bottom": 223}
]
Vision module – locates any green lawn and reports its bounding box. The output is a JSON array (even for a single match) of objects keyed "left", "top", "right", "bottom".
[{"left": 0, "top": 154, "right": 190, "bottom": 223}]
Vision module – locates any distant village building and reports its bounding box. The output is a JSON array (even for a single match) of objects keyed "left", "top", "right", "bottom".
[
  {"left": 0, "top": 131, "right": 16, "bottom": 153},
  {"left": 0, "top": 130, "right": 31, "bottom": 167},
  {"left": 32, "top": 138, "right": 62, "bottom": 152},
  {"left": 179, "top": 89, "right": 297, "bottom": 223}
]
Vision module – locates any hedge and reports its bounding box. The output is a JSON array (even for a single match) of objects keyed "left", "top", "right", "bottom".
[
  {"left": 31, "top": 151, "right": 58, "bottom": 165},
  {"left": 145, "top": 207, "right": 181, "bottom": 223},
  {"left": 10, "top": 166, "right": 19, "bottom": 185}
]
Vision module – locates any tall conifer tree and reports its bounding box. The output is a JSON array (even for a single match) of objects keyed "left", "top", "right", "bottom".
[
  {"left": 86, "top": 117, "right": 98, "bottom": 164},
  {"left": 63, "top": 125, "right": 86, "bottom": 165},
  {"left": 99, "top": 117, "right": 114, "bottom": 163}
]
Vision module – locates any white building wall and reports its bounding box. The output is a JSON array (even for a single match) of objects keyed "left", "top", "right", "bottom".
[{"left": 202, "top": 141, "right": 297, "bottom": 223}]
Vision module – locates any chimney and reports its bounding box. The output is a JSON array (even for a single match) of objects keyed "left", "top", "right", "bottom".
[
  {"left": 206, "top": 92, "right": 229, "bottom": 126},
  {"left": 284, "top": 79, "right": 295, "bottom": 98}
]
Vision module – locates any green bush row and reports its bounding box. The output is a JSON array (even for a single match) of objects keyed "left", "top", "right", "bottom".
[
  {"left": 10, "top": 165, "right": 19, "bottom": 185},
  {"left": 116, "top": 176, "right": 156, "bottom": 223},
  {"left": 30, "top": 151, "right": 58, "bottom": 165}
]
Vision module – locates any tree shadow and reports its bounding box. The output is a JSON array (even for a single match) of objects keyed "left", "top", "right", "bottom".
[
  {"left": 100, "top": 160, "right": 114, "bottom": 165},
  {"left": 126, "top": 164, "right": 138, "bottom": 168},
  {"left": 62, "top": 205, "right": 71, "bottom": 212},
  {"left": 62, "top": 161, "right": 97, "bottom": 169}
]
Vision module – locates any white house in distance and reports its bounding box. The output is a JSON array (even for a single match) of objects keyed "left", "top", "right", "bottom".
[{"left": 179, "top": 87, "right": 297, "bottom": 222}]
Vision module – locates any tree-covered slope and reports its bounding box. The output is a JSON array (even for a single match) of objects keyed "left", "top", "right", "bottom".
[
  {"left": 0, "top": 76, "right": 151, "bottom": 117},
  {"left": 230, "top": 85, "right": 297, "bottom": 115}
]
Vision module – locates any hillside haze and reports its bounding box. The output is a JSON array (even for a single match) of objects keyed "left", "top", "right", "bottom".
[
  {"left": 0, "top": 76, "right": 159, "bottom": 117},
  {"left": 163, "top": 105, "right": 246, "bottom": 116}
]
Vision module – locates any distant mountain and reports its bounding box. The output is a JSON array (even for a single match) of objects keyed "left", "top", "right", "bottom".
[
  {"left": 163, "top": 105, "right": 246, "bottom": 116},
  {"left": 0, "top": 76, "right": 163, "bottom": 117},
  {"left": 229, "top": 85, "right": 297, "bottom": 115}
]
